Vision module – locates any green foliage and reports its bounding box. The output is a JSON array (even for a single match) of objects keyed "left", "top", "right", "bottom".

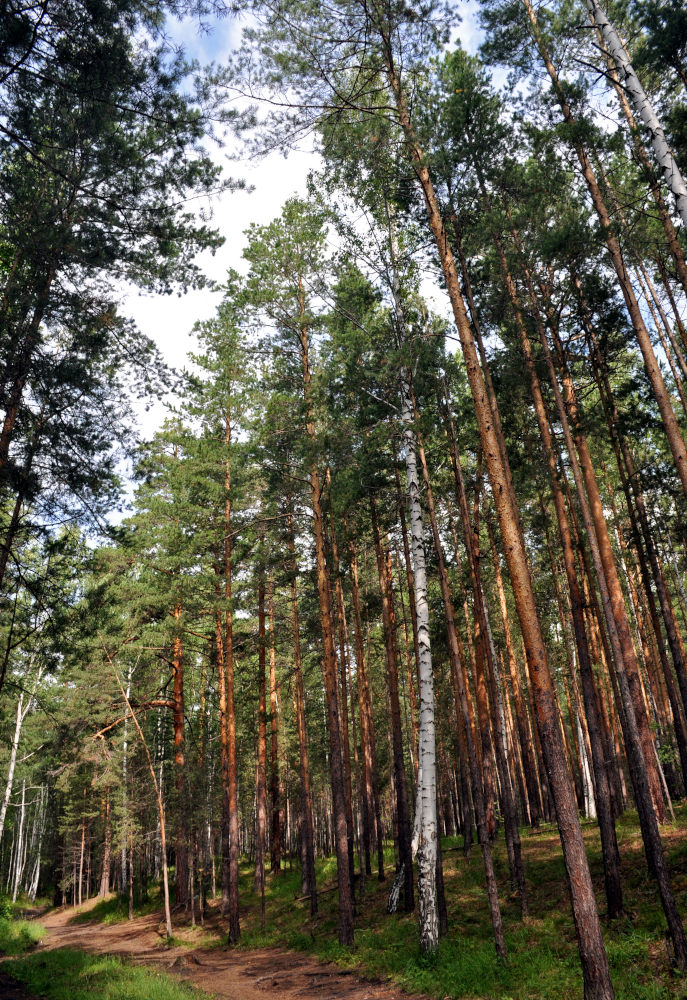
[
  {"left": 70, "top": 889, "right": 163, "bottom": 926},
  {"left": 0, "top": 917, "right": 45, "bottom": 955},
  {"left": 229, "top": 812, "right": 687, "bottom": 999},
  {"left": 4, "top": 949, "right": 213, "bottom": 1000}
]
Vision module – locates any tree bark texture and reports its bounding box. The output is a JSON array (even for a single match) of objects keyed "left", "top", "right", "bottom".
[{"left": 380, "top": 43, "right": 614, "bottom": 997}]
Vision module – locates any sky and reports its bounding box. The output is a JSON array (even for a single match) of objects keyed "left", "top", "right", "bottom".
[{"left": 121, "top": 1, "right": 485, "bottom": 443}]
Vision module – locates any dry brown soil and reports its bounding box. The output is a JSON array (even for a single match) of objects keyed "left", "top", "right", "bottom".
[{"left": 5, "top": 897, "right": 431, "bottom": 1000}]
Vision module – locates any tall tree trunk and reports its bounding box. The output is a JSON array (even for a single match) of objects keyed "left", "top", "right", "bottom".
[
  {"left": 254, "top": 570, "right": 267, "bottom": 929},
  {"left": 287, "top": 505, "right": 317, "bottom": 914},
  {"left": 297, "top": 287, "right": 354, "bottom": 946},
  {"left": 109, "top": 655, "right": 172, "bottom": 938},
  {"left": 586, "top": 0, "right": 687, "bottom": 228},
  {"left": 397, "top": 373, "right": 438, "bottom": 954},
  {"left": 385, "top": 197, "right": 438, "bottom": 953},
  {"left": 381, "top": 45, "right": 614, "bottom": 996},
  {"left": 348, "top": 533, "right": 385, "bottom": 883},
  {"left": 223, "top": 410, "right": 240, "bottom": 945},
  {"left": 268, "top": 574, "right": 281, "bottom": 876},
  {"left": 99, "top": 794, "right": 111, "bottom": 897},
  {"left": 426, "top": 392, "right": 524, "bottom": 922},
  {"left": 172, "top": 601, "right": 188, "bottom": 908},
  {"left": 522, "top": 0, "right": 687, "bottom": 502},
  {"left": 370, "top": 499, "right": 413, "bottom": 913},
  {"left": 483, "top": 513, "right": 541, "bottom": 826},
  {"left": 413, "top": 426, "right": 509, "bottom": 954},
  {"left": 330, "top": 517, "right": 356, "bottom": 900},
  {"left": 214, "top": 604, "right": 231, "bottom": 919}
]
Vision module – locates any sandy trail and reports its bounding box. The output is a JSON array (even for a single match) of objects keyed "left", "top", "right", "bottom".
[{"left": 14, "top": 898, "right": 430, "bottom": 1000}]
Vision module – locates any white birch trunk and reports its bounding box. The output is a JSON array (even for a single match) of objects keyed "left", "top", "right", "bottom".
[
  {"left": 665, "top": 535, "right": 687, "bottom": 614},
  {"left": 28, "top": 786, "right": 46, "bottom": 900},
  {"left": 6, "top": 829, "right": 15, "bottom": 891},
  {"left": 0, "top": 692, "right": 24, "bottom": 845},
  {"left": 399, "top": 382, "right": 438, "bottom": 954},
  {"left": 12, "top": 779, "right": 26, "bottom": 901},
  {"left": 386, "top": 198, "right": 438, "bottom": 954},
  {"left": 577, "top": 714, "right": 597, "bottom": 819},
  {"left": 587, "top": 0, "right": 687, "bottom": 228},
  {"left": 0, "top": 660, "right": 43, "bottom": 847}
]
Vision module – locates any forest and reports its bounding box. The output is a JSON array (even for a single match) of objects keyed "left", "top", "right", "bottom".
[{"left": 1, "top": 1, "right": 687, "bottom": 999}]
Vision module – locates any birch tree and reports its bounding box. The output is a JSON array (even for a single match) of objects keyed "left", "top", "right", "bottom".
[{"left": 585, "top": 0, "right": 687, "bottom": 228}]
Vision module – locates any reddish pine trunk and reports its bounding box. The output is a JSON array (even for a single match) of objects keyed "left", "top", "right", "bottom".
[
  {"left": 348, "top": 534, "right": 385, "bottom": 882},
  {"left": 297, "top": 295, "right": 354, "bottom": 945},
  {"left": 268, "top": 576, "right": 281, "bottom": 875},
  {"left": 223, "top": 413, "right": 240, "bottom": 945},
  {"left": 172, "top": 602, "right": 188, "bottom": 907},
  {"left": 99, "top": 794, "right": 111, "bottom": 897},
  {"left": 254, "top": 572, "right": 267, "bottom": 927},
  {"left": 381, "top": 51, "right": 613, "bottom": 996}
]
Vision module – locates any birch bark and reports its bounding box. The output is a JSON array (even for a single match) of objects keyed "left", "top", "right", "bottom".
[
  {"left": 586, "top": 0, "right": 687, "bottom": 228},
  {"left": 384, "top": 197, "right": 438, "bottom": 953}
]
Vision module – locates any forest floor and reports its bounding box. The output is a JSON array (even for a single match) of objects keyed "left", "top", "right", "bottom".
[
  {"left": 1, "top": 894, "right": 431, "bottom": 1000},
  {"left": 5, "top": 807, "right": 687, "bottom": 999}
]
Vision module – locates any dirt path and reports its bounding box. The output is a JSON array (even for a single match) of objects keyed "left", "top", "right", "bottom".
[{"left": 29, "top": 899, "right": 431, "bottom": 1000}]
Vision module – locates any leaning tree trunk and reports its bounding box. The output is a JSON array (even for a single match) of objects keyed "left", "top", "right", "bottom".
[
  {"left": 586, "top": 0, "right": 687, "bottom": 228},
  {"left": 522, "top": 0, "right": 687, "bottom": 503}
]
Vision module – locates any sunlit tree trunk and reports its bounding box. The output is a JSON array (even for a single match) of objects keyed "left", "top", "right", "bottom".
[
  {"left": 379, "top": 35, "right": 613, "bottom": 994},
  {"left": 370, "top": 499, "right": 413, "bottom": 913},
  {"left": 586, "top": 0, "right": 687, "bottom": 228}
]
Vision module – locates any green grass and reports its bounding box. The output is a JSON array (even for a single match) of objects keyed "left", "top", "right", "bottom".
[
  {"left": 60, "top": 807, "right": 687, "bottom": 998},
  {"left": 228, "top": 807, "right": 687, "bottom": 999},
  {"left": 4, "top": 949, "right": 215, "bottom": 1000},
  {"left": 0, "top": 916, "right": 46, "bottom": 955},
  {"left": 71, "top": 887, "right": 164, "bottom": 925}
]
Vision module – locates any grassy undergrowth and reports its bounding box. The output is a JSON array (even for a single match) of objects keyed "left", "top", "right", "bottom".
[
  {"left": 71, "top": 887, "right": 164, "bottom": 925},
  {"left": 3, "top": 949, "right": 214, "bottom": 1000},
  {"left": 230, "top": 806, "right": 687, "bottom": 999},
  {"left": 0, "top": 916, "right": 45, "bottom": 955},
  {"left": 48, "top": 805, "right": 687, "bottom": 999}
]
